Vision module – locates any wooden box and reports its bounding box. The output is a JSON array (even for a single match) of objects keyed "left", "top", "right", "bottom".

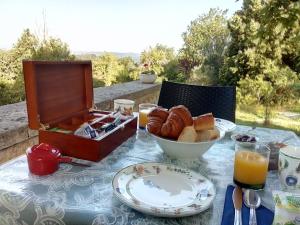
[{"left": 23, "top": 60, "right": 137, "bottom": 161}]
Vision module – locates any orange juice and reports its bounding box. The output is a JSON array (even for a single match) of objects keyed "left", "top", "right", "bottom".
[
  {"left": 234, "top": 150, "right": 269, "bottom": 189},
  {"left": 139, "top": 109, "right": 152, "bottom": 129}
]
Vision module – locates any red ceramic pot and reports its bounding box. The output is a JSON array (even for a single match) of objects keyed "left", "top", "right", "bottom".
[{"left": 26, "top": 143, "right": 73, "bottom": 176}]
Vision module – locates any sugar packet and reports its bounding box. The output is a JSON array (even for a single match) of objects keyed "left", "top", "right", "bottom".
[{"left": 74, "top": 123, "right": 99, "bottom": 139}]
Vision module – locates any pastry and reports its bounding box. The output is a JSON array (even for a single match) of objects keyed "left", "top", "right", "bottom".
[
  {"left": 193, "top": 113, "right": 215, "bottom": 131},
  {"left": 178, "top": 126, "right": 197, "bottom": 142},
  {"left": 196, "top": 128, "right": 220, "bottom": 142},
  {"left": 147, "top": 107, "right": 169, "bottom": 135},
  {"left": 147, "top": 117, "right": 164, "bottom": 135},
  {"left": 148, "top": 107, "right": 169, "bottom": 121},
  {"left": 150, "top": 105, "right": 193, "bottom": 139},
  {"left": 169, "top": 105, "right": 193, "bottom": 127},
  {"left": 161, "top": 112, "right": 185, "bottom": 139}
]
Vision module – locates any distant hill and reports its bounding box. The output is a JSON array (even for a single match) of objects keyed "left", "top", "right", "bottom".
[{"left": 74, "top": 51, "right": 140, "bottom": 62}]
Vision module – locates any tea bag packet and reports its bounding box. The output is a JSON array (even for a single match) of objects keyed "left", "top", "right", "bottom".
[
  {"left": 272, "top": 191, "right": 300, "bottom": 225},
  {"left": 97, "top": 115, "right": 122, "bottom": 133},
  {"left": 48, "top": 127, "right": 73, "bottom": 134},
  {"left": 74, "top": 123, "right": 99, "bottom": 139}
]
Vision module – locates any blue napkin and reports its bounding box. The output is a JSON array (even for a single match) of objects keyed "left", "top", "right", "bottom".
[{"left": 221, "top": 185, "right": 274, "bottom": 225}]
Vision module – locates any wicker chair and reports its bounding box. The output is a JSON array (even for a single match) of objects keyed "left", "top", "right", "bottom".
[{"left": 157, "top": 81, "right": 236, "bottom": 122}]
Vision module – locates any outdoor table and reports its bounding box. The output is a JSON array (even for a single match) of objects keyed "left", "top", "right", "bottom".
[{"left": 0, "top": 126, "right": 299, "bottom": 225}]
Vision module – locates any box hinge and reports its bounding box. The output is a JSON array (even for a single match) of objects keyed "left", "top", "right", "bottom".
[
  {"left": 37, "top": 114, "right": 50, "bottom": 130},
  {"left": 89, "top": 103, "right": 98, "bottom": 112},
  {"left": 40, "top": 123, "right": 50, "bottom": 130}
]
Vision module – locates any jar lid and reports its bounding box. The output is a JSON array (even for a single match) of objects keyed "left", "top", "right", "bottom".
[
  {"left": 26, "top": 143, "right": 61, "bottom": 160},
  {"left": 280, "top": 145, "right": 300, "bottom": 159}
]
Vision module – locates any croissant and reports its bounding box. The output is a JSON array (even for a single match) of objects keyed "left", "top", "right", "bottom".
[
  {"left": 169, "top": 105, "right": 193, "bottom": 127},
  {"left": 159, "top": 105, "right": 193, "bottom": 139},
  {"left": 147, "top": 108, "right": 169, "bottom": 135},
  {"left": 147, "top": 105, "right": 194, "bottom": 139},
  {"left": 161, "top": 112, "right": 185, "bottom": 139},
  {"left": 148, "top": 107, "right": 169, "bottom": 120}
]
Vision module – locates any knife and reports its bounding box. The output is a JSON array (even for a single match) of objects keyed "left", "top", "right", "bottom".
[
  {"left": 59, "top": 157, "right": 92, "bottom": 167},
  {"left": 232, "top": 186, "right": 243, "bottom": 225}
]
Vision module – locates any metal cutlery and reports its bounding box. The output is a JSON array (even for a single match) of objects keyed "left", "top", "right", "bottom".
[
  {"left": 233, "top": 186, "right": 243, "bottom": 225},
  {"left": 244, "top": 189, "right": 261, "bottom": 225},
  {"left": 59, "top": 157, "right": 92, "bottom": 167}
]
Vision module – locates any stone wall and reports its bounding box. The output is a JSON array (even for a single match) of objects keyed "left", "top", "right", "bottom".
[{"left": 0, "top": 81, "right": 161, "bottom": 164}]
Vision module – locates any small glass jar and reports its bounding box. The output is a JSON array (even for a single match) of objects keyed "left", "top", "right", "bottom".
[{"left": 138, "top": 103, "right": 157, "bottom": 129}]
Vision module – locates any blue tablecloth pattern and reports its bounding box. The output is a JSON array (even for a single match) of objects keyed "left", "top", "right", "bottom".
[{"left": 0, "top": 126, "right": 299, "bottom": 225}]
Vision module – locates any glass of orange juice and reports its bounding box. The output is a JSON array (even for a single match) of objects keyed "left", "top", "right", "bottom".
[
  {"left": 138, "top": 103, "right": 157, "bottom": 129},
  {"left": 233, "top": 143, "right": 270, "bottom": 190}
]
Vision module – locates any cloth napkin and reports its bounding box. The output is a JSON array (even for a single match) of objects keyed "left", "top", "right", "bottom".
[{"left": 221, "top": 185, "right": 274, "bottom": 225}]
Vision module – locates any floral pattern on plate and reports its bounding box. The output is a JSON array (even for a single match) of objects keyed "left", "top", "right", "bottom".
[{"left": 112, "top": 162, "right": 216, "bottom": 217}]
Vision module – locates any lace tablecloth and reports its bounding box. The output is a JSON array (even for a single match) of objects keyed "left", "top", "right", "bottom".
[{"left": 0, "top": 126, "right": 299, "bottom": 225}]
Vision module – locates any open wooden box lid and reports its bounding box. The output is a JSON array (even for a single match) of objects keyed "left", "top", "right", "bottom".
[{"left": 23, "top": 60, "right": 94, "bottom": 130}]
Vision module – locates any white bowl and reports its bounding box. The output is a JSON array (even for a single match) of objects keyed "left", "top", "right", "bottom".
[
  {"left": 148, "top": 128, "right": 225, "bottom": 159},
  {"left": 231, "top": 133, "right": 259, "bottom": 148},
  {"left": 140, "top": 73, "right": 157, "bottom": 84}
]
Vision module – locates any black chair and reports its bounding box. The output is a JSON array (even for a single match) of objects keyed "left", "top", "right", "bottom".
[{"left": 158, "top": 81, "right": 236, "bottom": 122}]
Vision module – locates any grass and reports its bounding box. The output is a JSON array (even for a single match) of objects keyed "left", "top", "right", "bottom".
[
  {"left": 286, "top": 105, "right": 300, "bottom": 113},
  {"left": 236, "top": 106, "right": 300, "bottom": 136}
]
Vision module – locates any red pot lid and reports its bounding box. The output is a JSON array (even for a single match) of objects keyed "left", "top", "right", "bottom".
[{"left": 27, "top": 143, "right": 61, "bottom": 160}]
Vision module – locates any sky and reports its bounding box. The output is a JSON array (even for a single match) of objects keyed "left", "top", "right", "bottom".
[{"left": 0, "top": 0, "right": 242, "bottom": 53}]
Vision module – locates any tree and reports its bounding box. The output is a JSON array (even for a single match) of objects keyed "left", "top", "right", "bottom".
[
  {"left": 0, "top": 29, "right": 38, "bottom": 105},
  {"left": 12, "top": 29, "right": 38, "bottom": 59},
  {"left": 8, "top": 29, "right": 38, "bottom": 80},
  {"left": 140, "top": 44, "right": 175, "bottom": 75},
  {"left": 0, "top": 29, "right": 75, "bottom": 105},
  {"left": 92, "top": 53, "right": 121, "bottom": 86},
  {"left": 179, "top": 8, "right": 229, "bottom": 81},
  {"left": 220, "top": 0, "right": 300, "bottom": 124},
  {"left": 32, "top": 38, "right": 75, "bottom": 60},
  {"left": 160, "top": 58, "right": 186, "bottom": 82},
  {"left": 116, "top": 57, "right": 139, "bottom": 83}
]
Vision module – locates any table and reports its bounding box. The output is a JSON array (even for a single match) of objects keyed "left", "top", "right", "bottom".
[{"left": 0, "top": 126, "right": 299, "bottom": 225}]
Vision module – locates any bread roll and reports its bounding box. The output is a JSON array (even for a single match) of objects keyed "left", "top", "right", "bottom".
[
  {"left": 196, "top": 128, "right": 220, "bottom": 142},
  {"left": 193, "top": 113, "right": 215, "bottom": 131},
  {"left": 178, "top": 126, "right": 197, "bottom": 142}
]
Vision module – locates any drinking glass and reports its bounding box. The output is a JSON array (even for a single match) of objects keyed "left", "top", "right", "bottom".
[
  {"left": 233, "top": 143, "right": 270, "bottom": 190},
  {"left": 138, "top": 103, "right": 157, "bottom": 129}
]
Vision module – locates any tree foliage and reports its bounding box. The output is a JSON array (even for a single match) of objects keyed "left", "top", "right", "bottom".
[
  {"left": 179, "top": 8, "right": 229, "bottom": 81},
  {"left": 0, "top": 29, "right": 74, "bottom": 105},
  {"left": 32, "top": 38, "right": 75, "bottom": 60},
  {"left": 91, "top": 54, "right": 141, "bottom": 87},
  {"left": 1, "top": 2, "right": 300, "bottom": 118},
  {"left": 160, "top": 58, "right": 186, "bottom": 82},
  {"left": 92, "top": 53, "right": 121, "bottom": 86},
  {"left": 220, "top": 0, "right": 300, "bottom": 124},
  {"left": 140, "top": 44, "right": 175, "bottom": 75},
  {"left": 116, "top": 57, "right": 139, "bottom": 83}
]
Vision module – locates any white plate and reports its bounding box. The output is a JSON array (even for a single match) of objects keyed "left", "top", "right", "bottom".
[
  {"left": 112, "top": 162, "right": 216, "bottom": 217},
  {"left": 215, "top": 118, "right": 236, "bottom": 133}
]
